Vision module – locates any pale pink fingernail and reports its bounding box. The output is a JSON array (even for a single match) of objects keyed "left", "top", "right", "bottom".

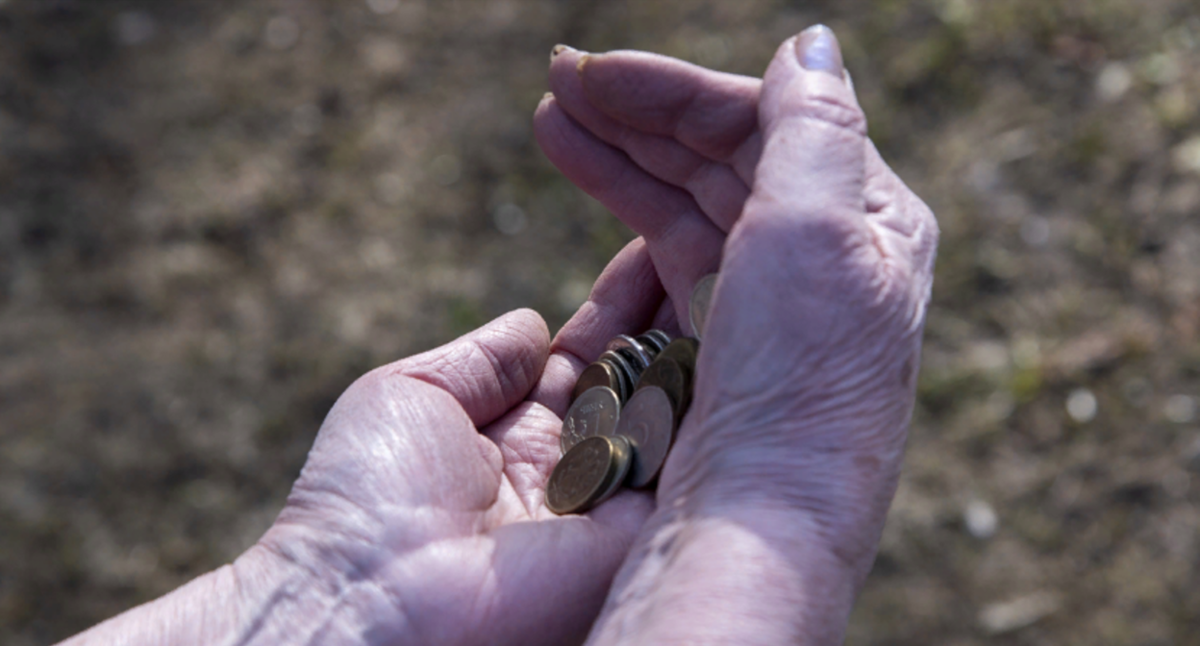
[{"left": 795, "top": 25, "right": 844, "bottom": 77}]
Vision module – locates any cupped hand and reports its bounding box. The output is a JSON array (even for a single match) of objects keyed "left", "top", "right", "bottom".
[
  {"left": 534, "top": 26, "right": 938, "bottom": 643},
  {"left": 246, "top": 304, "right": 662, "bottom": 645}
]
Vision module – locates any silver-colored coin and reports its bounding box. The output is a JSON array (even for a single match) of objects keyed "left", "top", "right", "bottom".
[
  {"left": 614, "top": 347, "right": 648, "bottom": 382},
  {"left": 644, "top": 329, "right": 673, "bottom": 352},
  {"left": 606, "top": 334, "right": 654, "bottom": 371},
  {"left": 635, "top": 332, "right": 666, "bottom": 355},
  {"left": 560, "top": 386, "right": 621, "bottom": 455},
  {"left": 615, "top": 386, "right": 676, "bottom": 488},
  {"left": 688, "top": 273, "right": 718, "bottom": 340},
  {"left": 597, "top": 350, "right": 636, "bottom": 402}
]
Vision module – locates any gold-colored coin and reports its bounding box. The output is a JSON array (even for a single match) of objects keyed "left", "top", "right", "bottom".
[
  {"left": 546, "top": 435, "right": 632, "bottom": 514},
  {"left": 571, "top": 361, "right": 621, "bottom": 404},
  {"left": 559, "top": 386, "right": 621, "bottom": 455},
  {"left": 688, "top": 273, "right": 718, "bottom": 340},
  {"left": 659, "top": 337, "right": 699, "bottom": 376},
  {"left": 635, "top": 356, "right": 688, "bottom": 420},
  {"left": 594, "top": 434, "right": 633, "bottom": 505},
  {"left": 616, "top": 387, "right": 676, "bottom": 489}
]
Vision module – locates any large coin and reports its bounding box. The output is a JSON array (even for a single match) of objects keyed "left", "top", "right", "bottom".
[
  {"left": 636, "top": 356, "right": 688, "bottom": 419},
  {"left": 688, "top": 273, "right": 718, "bottom": 340},
  {"left": 559, "top": 386, "right": 621, "bottom": 455},
  {"left": 606, "top": 334, "right": 654, "bottom": 371},
  {"left": 546, "top": 435, "right": 632, "bottom": 514},
  {"left": 572, "top": 361, "right": 621, "bottom": 404},
  {"left": 615, "top": 386, "right": 676, "bottom": 488}
]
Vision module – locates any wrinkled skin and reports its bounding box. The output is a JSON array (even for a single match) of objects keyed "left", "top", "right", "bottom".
[{"left": 62, "top": 27, "right": 937, "bottom": 646}]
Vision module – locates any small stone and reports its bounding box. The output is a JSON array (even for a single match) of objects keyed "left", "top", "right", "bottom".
[
  {"left": 964, "top": 500, "right": 998, "bottom": 539},
  {"left": 1066, "top": 388, "right": 1098, "bottom": 423},
  {"left": 1171, "top": 136, "right": 1200, "bottom": 175},
  {"left": 1164, "top": 394, "right": 1196, "bottom": 424},
  {"left": 1095, "top": 62, "right": 1132, "bottom": 102},
  {"left": 979, "top": 592, "right": 1061, "bottom": 634}
]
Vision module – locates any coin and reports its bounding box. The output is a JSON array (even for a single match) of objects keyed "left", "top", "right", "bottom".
[
  {"left": 593, "top": 434, "right": 633, "bottom": 506},
  {"left": 606, "top": 334, "right": 654, "bottom": 371},
  {"left": 635, "top": 331, "right": 667, "bottom": 355},
  {"left": 659, "top": 337, "right": 699, "bottom": 377},
  {"left": 644, "top": 329, "right": 672, "bottom": 352},
  {"left": 688, "top": 273, "right": 718, "bottom": 339},
  {"left": 546, "top": 435, "right": 632, "bottom": 514},
  {"left": 597, "top": 350, "right": 636, "bottom": 402},
  {"left": 615, "top": 386, "right": 676, "bottom": 488},
  {"left": 635, "top": 355, "right": 688, "bottom": 419},
  {"left": 559, "top": 386, "right": 621, "bottom": 455},
  {"left": 571, "top": 361, "right": 621, "bottom": 403}
]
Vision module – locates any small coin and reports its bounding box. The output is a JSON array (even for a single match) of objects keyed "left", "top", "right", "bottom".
[
  {"left": 615, "top": 386, "right": 676, "bottom": 488},
  {"left": 560, "top": 386, "right": 621, "bottom": 455},
  {"left": 594, "top": 434, "right": 633, "bottom": 506},
  {"left": 688, "top": 273, "right": 718, "bottom": 340},
  {"left": 546, "top": 435, "right": 632, "bottom": 514},
  {"left": 636, "top": 356, "right": 688, "bottom": 419},
  {"left": 572, "top": 361, "right": 621, "bottom": 403},
  {"left": 614, "top": 347, "right": 649, "bottom": 381},
  {"left": 597, "top": 350, "right": 637, "bottom": 401},
  {"left": 659, "top": 337, "right": 699, "bottom": 376},
  {"left": 635, "top": 332, "right": 667, "bottom": 355},
  {"left": 644, "top": 329, "right": 673, "bottom": 352},
  {"left": 606, "top": 334, "right": 654, "bottom": 371}
]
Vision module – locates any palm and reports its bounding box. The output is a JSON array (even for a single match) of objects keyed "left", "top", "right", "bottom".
[{"left": 257, "top": 310, "right": 653, "bottom": 646}]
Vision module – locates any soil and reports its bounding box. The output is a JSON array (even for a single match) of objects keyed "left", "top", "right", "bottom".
[{"left": 1, "top": 0, "right": 1198, "bottom": 643}]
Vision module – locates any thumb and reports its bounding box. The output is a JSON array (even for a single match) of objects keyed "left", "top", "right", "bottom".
[{"left": 753, "top": 25, "right": 867, "bottom": 221}]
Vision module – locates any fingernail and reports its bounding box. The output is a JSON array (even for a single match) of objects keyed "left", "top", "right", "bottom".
[
  {"left": 576, "top": 54, "right": 590, "bottom": 77},
  {"left": 551, "top": 44, "right": 572, "bottom": 61},
  {"left": 795, "top": 25, "right": 843, "bottom": 77},
  {"left": 542, "top": 91, "right": 555, "bottom": 102}
]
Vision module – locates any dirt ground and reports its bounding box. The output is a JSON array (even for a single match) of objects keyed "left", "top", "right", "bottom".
[{"left": 1, "top": 0, "right": 1199, "bottom": 643}]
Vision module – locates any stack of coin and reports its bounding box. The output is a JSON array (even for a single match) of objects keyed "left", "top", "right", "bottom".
[{"left": 547, "top": 274, "right": 716, "bottom": 515}]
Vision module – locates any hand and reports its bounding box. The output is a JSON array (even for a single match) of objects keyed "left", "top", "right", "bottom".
[
  {"left": 240, "top": 307, "right": 658, "bottom": 645},
  {"left": 534, "top": 25, "right": 938, "bottom": 643}
]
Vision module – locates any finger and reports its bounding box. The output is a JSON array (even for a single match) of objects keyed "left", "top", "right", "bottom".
[
  {"left": 751, "top": 26, "right": 867, "bottom": 222},
  {"left": 534, "top": 96, "right": 725, "bottom": 330},
  {"left": 529, "top": 237, "right": 663, "bottom": 416},
  {"left": 699, "top": 26, "right": 874, "bottom": 402},
  {"left": 578, "top": 49, "right": 763, "bottom": 182},
  {"left": 549, "top": 47, "right": 750, "bottom": 233},
  {"left": 388, "top": 308, "right": 550, "bottom": 429}
]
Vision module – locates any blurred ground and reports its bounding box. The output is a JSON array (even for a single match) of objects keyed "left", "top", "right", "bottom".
[{"left": 1, "top": 0, "right": 1199, "bottom": 643}]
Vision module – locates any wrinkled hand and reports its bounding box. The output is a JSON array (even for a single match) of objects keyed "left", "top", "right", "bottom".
[
  {"left": 244, "top": 307, "right": 660, "bottom": 646},
  {"left": 534, "top": 25, "right": 938, "bottom": 643}
]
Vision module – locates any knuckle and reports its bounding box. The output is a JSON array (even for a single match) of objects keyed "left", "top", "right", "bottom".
[{"left": 785, "top": 93, "right": 867, "bottom": 136}]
